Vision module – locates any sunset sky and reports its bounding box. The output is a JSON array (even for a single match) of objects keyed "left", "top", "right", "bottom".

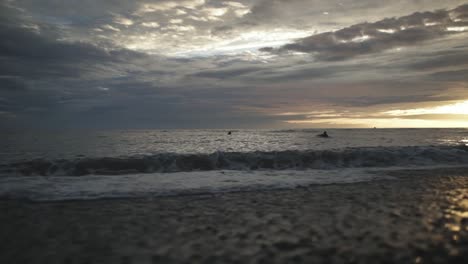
[{"left": 1, "top": 0, "right": 468, "bottom": 129}]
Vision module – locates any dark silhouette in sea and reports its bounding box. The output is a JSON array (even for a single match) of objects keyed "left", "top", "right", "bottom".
[{"left": 317, "top": 131, "right": 329, "bottom": 138}]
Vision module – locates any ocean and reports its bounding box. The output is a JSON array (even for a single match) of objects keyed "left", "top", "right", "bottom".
[{"left": 1, "top": 128, "right": 468, "bottom": 201}]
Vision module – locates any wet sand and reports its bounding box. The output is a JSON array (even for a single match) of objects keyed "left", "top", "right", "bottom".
[{"left": 1, "top": 168, "right": 468, "bottom": 264}]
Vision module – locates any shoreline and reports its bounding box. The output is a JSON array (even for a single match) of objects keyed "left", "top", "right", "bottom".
[{"left": 1, "top": 168, "right": 468, "bottom": 263}]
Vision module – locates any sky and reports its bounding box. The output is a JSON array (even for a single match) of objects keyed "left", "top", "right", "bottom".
[{"left": 1, "top": 0, "right": 468, "bottom": 129}]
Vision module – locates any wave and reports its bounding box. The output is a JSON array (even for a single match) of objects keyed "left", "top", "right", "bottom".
[{"left": 2, "top": 145, "right": 468, "bottom": 176}]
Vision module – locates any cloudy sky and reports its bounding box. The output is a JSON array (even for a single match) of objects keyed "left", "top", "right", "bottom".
[{"left": 1, "top": 0, "right": 468, "bottom": 129}]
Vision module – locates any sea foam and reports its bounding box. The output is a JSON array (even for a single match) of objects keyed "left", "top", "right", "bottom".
[{"left": 0, "top": 169, "right": 387, "bottom": 201}]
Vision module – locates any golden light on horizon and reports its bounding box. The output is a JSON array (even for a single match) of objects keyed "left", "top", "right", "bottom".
[
  {"left": 285, "top": 100, "right": 468, "bottom": 128},
  {"left": 383, "top": 100, "right": 468, "bottom": 116},
  {"left": 286, "top": 118, "right": 468, "bottom": 128}
]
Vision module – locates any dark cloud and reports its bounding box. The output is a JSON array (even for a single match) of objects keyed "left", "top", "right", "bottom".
[
  {"left": 429, "top": 69, "right": 468, "bottom": 82},
  {"left": 0, "top": 26, "right": 107, "bottom": 62},
  {"left": 244, "top": 0, "right": 467, "bottom": 30},
  {"left": 267, "top": 4, "right": 468, "bottom": 61},
  {"left": 0, "top": 14, "right": 144, "bottom": 83},
  {"left": 210, "top": 25, "right": 234, "bottom": 36},
  {"left": 252, "top": 63, "right": 365, "bottom": 81},
  {"left": 0, "top": 76, "right": 30, "bottom": 91},
  {"left": 192, "top": 67, "right": 263, "bottom": 79},
  {"left": 408, "top": 50, "right": 468, "bottom": 70}
]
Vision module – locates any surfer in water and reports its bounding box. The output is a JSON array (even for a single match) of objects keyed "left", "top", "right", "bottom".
[
  {"left": 318, "top": 131, "right": 329, "bottom": 138},
  {"left": 228, "top": 131, "right": 232, "bottom": 135}
]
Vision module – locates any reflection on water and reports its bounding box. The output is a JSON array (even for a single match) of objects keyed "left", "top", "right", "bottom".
[
  {"left": 404, "top": 172, "right": 468, "bottom": 260},
  {"left": 444, "top": 190, "right": 468, "bottom": 233}
]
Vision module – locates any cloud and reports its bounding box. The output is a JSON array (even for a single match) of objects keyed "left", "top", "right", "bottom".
[
  {"left": 0, "top": 76, "right": 30, "bottom": 91},
  {"left": 266, "top": 4, "right": 468, "bottom": 61},
  {"left": 141, "top": 22, "right": 160, "bottom": 28},
  {"left": 192, "top": 66, "right": 263, "bottom": 79},
  {"left": 136, "top": 0, "right": 206, "bottom": 13},
  {"left": 408, "top": 49, "right": 468, "bottom": 70},
  {"left": 2, "top": 0, "right": 468, "bottom": 129},
  {"left": 0, "top": 4, "right": 145, "bottom": 82},
  {"left": 102, "top": 24, "right": 121, "bottom": 32},
  {"left": 429, "top": 69, "right": 468, "bottom": 81},
  {"left": 334, "top": 94, "right": 458, "bottom": 107},
  {"left": 9, "top": 0, "right": 466, "bottom": 57},
  {"left": 113, "top": 15, "right": 134, "bottom": 26}
]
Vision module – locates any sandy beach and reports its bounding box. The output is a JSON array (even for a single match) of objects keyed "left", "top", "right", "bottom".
[{"left": 1, "top": 167, "right": 468, "bottom": 264}]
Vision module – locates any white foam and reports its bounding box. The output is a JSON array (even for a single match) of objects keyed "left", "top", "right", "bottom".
[{"left": 0, "top": 169, "right": 386, "bottom": 201}]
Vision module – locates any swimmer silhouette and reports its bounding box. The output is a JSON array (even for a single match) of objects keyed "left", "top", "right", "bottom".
[{"left": 317, "top": 131, "right": 329, "bottom": 138}]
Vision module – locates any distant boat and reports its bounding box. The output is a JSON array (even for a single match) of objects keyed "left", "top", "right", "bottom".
[{"left": 227, "top": 131, "right": 232, "bottom": 135}]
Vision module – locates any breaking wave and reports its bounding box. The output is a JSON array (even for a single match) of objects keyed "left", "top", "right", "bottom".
[{"left": 2, "top": 145, "right": 468, "bottom": 177}]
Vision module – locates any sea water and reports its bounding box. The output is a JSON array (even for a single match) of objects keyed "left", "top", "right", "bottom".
[{"left": 1, "top": 128, "right": 467, "bottom": 201}]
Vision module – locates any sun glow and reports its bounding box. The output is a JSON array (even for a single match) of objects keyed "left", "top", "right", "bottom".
[
  {"left": 383, "top": 100, "right": 468, "bottom": 116},
  {"left": 284, "top": 100, "right": 468, "bottom": 128},
  {"left": 286, "top": 118, "right": 468, "bottom": 128}
]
